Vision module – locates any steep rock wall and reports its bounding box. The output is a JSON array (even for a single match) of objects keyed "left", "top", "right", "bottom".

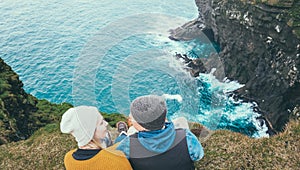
[
  {"left": 0, "top": 58, "right": 38, "bottom": 144},
  {"left": 170, "top": 0, "right": 300, "bottom": 132},
  {"left": 0, "top": 58, "right": 72, "bottom": 144}
]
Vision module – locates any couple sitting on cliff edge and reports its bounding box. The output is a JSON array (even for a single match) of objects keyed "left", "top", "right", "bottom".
[{"left": 60, "top": 94, "right": 204, "bottom": 170}]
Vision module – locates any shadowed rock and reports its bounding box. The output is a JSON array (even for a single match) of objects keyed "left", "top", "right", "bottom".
[{"left": 170, "top": 0, "right": 300, "bottom": 133}]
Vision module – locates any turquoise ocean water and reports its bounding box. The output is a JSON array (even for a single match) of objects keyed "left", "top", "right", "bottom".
[{"left": 0, "top": 0, "right": 269, "bottom": 137}]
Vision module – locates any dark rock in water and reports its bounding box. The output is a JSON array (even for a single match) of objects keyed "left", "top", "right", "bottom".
[
  {"left": 175, "top": 53, "right": 192, "bottom": 63},
  {"left": 170, "top": 0, "right": 300, "bottom": 133},
  {"left": 187, "top": 59, "right": 207, "bottom": 77},
  {"left": 175, "top": 53, "right": 207, "bottom": 77}
]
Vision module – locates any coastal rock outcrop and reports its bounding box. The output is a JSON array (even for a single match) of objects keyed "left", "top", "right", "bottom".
[
  {"left": 0, "top": 58, "right": 72, "bottom": 144},
  {"left": 0, "top": 58, "right": 38, "bottom": 144},
  {"left": 170, "top": 0, "right": 300, "bottom": 132}
]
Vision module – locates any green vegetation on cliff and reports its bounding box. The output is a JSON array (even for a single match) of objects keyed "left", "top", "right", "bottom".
[
  {"left": 0, "top": 119, "right": 299, "bottom": 169},
  {"left": 288, "top": 0, "right": 300, "bottom": 38},
  {"left": 195, "top": 119, "right": 300, "bottom": 169},
  {"left": 0, "top": 58, "right": 73, "bottom": 144},
  {"left": 0, "top": 58, "right": 127, "bottom": 146},
  {"left": 254, "top": 0, "right": 300, "bottom": 38}
]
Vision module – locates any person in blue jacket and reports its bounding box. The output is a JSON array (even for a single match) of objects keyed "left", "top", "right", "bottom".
[{"left": 116, "top": 95, "right": 204, "bottom": 170}]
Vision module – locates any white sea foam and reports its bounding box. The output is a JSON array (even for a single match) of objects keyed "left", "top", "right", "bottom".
[
  {"left": 162, "top": 94, "right": 183, "bottom": 103},
  {"left": 195, "top": 72, "right": 269, "bottom": 138}
]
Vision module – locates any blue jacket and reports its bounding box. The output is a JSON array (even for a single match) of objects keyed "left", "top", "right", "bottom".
[{"left": 116, "top": 122, "right": 204, "bottom": 161}]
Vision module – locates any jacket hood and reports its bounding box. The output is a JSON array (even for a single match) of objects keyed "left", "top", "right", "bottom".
[{"left": 137, "top": 122, "right": 176, "bottom": 153}]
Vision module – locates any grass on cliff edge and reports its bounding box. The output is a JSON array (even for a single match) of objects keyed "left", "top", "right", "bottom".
[{"left": 0, "top": 120, "right": 299, "bottom": 169}]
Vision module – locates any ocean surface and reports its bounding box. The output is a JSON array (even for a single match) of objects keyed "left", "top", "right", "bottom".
[{"left": 0, "top": 0, "right": 269, "bottom": 137}]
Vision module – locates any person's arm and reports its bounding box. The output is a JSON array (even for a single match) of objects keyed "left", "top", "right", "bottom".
[
  {"left": 185, "top": 129, "right": 204, "bottom": 161},
  {"left": 116, "top": 136, "right": 130, "bottom": 158},
  {"left": 172, "top": 117, "right": 189, "bottom": 129}
]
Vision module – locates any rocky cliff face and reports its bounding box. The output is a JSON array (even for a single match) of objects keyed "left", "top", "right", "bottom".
[
  {"left": 170, "top": 0, "right": 300, "bottom": 132},
  {"left": 0, "top": 58, "right": 72, "bottom": 144},
  {"left": 0, "top": 58, "right": 38, "bottom": 144}
]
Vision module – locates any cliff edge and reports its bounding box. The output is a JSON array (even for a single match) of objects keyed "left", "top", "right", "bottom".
[
  {"left": 0, "top": 58, "right": 72, "bottom": 144},
  {"left": 170, "top": 0, "right": 300, "bottom": 132}
]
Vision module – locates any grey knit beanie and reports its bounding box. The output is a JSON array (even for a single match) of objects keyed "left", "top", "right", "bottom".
[{"left": 130, "top": 95, "right": 167, "bottom": 130}]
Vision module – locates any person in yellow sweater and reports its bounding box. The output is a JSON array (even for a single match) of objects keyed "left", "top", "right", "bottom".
[{"left": 60, "top": 106, "right": 132, "bottom": 170}]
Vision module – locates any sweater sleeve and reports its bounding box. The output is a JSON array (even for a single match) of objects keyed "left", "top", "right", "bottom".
[
  {"left": 185, "top": 129, "right": 204, "bottom": 161},
  {"left": 116, "top": 136, "right": 130, "bottom": 159}
]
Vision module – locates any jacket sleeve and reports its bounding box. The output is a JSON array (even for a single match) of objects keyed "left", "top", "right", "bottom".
[
  {"left": 116, "top": 136, "right": 130, "bottom": 159},
  {"left": 185, "top": 129, "right": 204, "bottom": 161}
]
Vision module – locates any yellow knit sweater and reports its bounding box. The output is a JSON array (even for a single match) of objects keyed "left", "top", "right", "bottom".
[{"left": 64, "top": 144, "right": 132, "bottom": 170}]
